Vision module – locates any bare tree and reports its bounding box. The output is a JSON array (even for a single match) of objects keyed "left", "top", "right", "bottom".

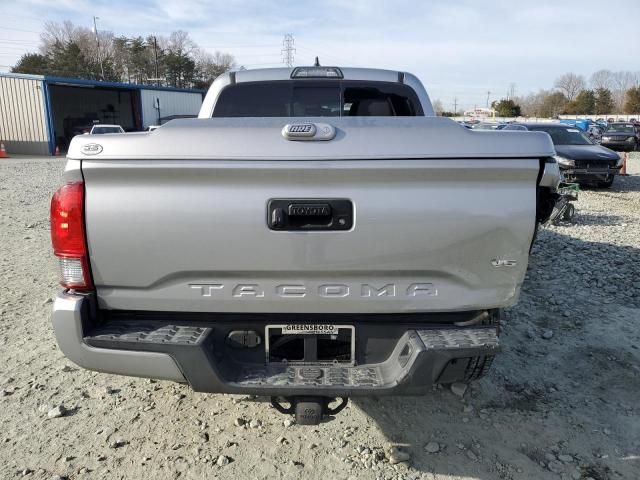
[
  {"left": 40, "top": 20, "right": 115, "bottom": 78},
  {"left": 518, "top": 89, "right": 568, "bottom": 118},
  {"left": 39, "top": 21, "right": 78, "bottom": 52},
  {"left": 431, "top": 99, "right": 444, "bottom": 115},
  {"left": 554, "top": 73, "right": 586, "bottom": 101},
  {"left": 193, "top": 49, "right": 237, "bottom": 88},
  {"left": 612, "top": 71, "right": 638, "bottom": 111},
  {"left": 20, "top": 21, "right": 238, "bottom": 87},
  {"left": 590, "top": 69, "right": 614, "bottom": 90},
  {"left": 167, "top": 30, "right": 196, "bottom": 56}
]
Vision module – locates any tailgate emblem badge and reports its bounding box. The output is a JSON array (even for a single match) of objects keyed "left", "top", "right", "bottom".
[
  {"left": 282, "top": 123, "right": 336, "bottom": 141},
  {"left": 491, "top": 259, "right": 517, "bottom": 268},
  {"left": 287, "top": 124, "right": 315, "bottom": 135},
  {"left": 82, "top": 143, "right": 103, "bottom": 155}
]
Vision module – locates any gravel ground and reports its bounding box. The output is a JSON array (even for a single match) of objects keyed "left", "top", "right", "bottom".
[{"left": 1, "top": 154, "right": 639, "bottom": 480}]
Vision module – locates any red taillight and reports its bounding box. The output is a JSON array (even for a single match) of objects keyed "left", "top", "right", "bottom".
[{"left": 50, "top": 182, "right": 93, "bottom": 290}]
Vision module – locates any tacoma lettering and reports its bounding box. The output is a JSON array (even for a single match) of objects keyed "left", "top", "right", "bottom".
[{"left": 189, "top": 283, "right": 437, "bottom": 298}]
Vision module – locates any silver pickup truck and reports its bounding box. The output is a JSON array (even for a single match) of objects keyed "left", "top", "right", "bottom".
[{"left": 51, "top": 66, "right": 560, "bottom": 424}]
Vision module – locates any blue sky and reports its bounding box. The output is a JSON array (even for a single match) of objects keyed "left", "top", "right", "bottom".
[{"left": 1, "top": 0, "right": 638, "bottom": 110}]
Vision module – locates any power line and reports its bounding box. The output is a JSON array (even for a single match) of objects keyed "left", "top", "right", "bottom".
[
  {"left": 1, "top": 27, "right": 41, "bottom": 34},
  {"left": 240, "top": 62, "right": 284, "bottom": 67},
  {"left": 0, "top": 39, "right": 40, "bottom": 45},
  {"left": 0, "top": 46, "right": 35, "bottom": 52},
  {"left": 200, "top": 44, "right": 281, "bottom": 50},
  {"left": 234, "top": 54, "right": 283, "bottom": 59},
  {"left": 93, "top": 16, "right": 105, "bottom": 80},
  {"left": 295, "top": 44, "right": 354, "bottom": 66},
  {"left": 281, "top": 33, "right": 295, "bottom": 67}
]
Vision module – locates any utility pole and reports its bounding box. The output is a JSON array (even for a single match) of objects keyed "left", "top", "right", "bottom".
[
  {"left": 453, "top": 97, "right": 458, "bottom": 115},
  {"left": 152, "top": 36, "right": 159, "bottom": 87},
  {"left": 93, "top": 16, "right": 105, "bottom": 80},
  {"left": 281, "top": 34, "right": 295, "bottom": 67},
  {"left": 486, "top": 91, "right": 491, "bottom": 108}
]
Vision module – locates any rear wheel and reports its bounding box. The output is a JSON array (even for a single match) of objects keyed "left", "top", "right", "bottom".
[
  {"left": 598, "top": 175, "right": 614, "bottom": 188},
  {"left": 464, "top": 354, "right": 496, "bottom": 382},
  {"left": 461, "top": 310, "right": 500, "bottom": 382},
  {"left": 562, "top": 203, "right": 575, "bottom": 221}
]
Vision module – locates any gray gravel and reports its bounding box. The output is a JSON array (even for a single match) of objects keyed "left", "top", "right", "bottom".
[{"left": 1, "top": 154, "right": 639, "bottom": 479}]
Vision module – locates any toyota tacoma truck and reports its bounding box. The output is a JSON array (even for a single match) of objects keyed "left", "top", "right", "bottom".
[{"left": 51, "top": 66, "right": 560, "bottom": 425}]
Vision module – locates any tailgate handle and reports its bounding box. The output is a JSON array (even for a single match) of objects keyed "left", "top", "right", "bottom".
[{"left": 268, "top": 199, "right": 352, "bottom": 231}]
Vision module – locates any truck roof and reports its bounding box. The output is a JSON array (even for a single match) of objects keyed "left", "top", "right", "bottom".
[{"left": 198, "top": 66, "right": 435, "bottom": 117}]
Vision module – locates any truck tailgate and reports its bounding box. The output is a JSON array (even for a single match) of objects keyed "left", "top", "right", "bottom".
[{"left": 82, "top": 157, "right": 540, "bottom": 313}]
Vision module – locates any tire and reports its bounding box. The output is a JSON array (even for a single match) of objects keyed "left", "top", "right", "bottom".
[
  {"left": 464, "top": 354, "right": 495, "bottom": 382},
  {"left": 562, "top": 203, "right": 575, "bottom": 221},
  {"left": 598, "top": 175, "right": 614, "bottom": 188},
  {"left": 462, "top": 310, "right": 500, "bottom": 382}
]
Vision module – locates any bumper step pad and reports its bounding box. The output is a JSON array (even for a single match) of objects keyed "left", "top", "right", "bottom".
[
  {"left": 88, "top": 323, "right": 210, "bottom": 346},
  {"left": 418, "top": 328, "right": 499, "bottom": 351}
]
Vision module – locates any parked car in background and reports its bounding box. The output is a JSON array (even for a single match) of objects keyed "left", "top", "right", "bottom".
[
  {"left": 503, "top": 123, "right": 622, "bottom": 187},
  {"left": 471, "top": 122, "right": 498, "bottom": 130},
  {"left": 89, "top": 124, "right": 125, "bottom": 135},
  {"left": 600, "top": 123, "right": 638, "bottom": 152},
  {"left": 560, "top": 119, "right": 591, "bottom": 131},
  {"left": 587, "top": 125, "right": 603, "bottom": 143}
]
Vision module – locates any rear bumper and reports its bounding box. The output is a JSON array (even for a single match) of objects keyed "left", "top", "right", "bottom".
[
  {"left": 52, "top": 292, "right": 500, "bottom": 396},
  {"left": 51, "top": 292, "right": 186, "bottom": 383}
]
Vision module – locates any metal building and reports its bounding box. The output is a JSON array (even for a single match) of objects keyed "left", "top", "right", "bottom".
[
  {"left": 0, "top": 72, "right": 205, "bottom": 155},
  {"left": 0, "top": 73, "right": 49, "bottom": 154}
]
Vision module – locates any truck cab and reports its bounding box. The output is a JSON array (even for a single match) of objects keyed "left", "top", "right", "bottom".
[{"left": 198, "top": 66, "right": 435, "bottom": 118}]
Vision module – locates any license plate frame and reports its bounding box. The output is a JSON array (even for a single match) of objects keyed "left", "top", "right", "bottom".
[{"left": 265, "top": 324, "right": 355, "bottom": 366}]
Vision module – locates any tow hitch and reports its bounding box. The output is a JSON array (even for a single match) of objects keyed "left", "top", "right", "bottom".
[{"left": 271, "top": 396, "right": 349, "bottom": 425}]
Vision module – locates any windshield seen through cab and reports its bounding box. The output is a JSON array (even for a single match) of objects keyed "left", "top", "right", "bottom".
[
  {"left": 212, "top": 80, "right": 423, "bottom": 117},
  {"left": 529, "top": 127, "right": 592, "bottom": 145},
  {"left": 93, "top": 127, "right": 122, "bottom": 134},
  {"left": 606, "top": 124, "right": 634, "bottom": 134}
]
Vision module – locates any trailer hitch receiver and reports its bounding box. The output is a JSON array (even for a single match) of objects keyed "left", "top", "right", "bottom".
[{"left": 271, "top": 396, "right": 349, "bottom": 425}]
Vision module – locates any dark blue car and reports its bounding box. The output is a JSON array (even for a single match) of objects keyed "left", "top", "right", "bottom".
[{"left": 503, "top": 123, "right": 622, "bottom": 187}]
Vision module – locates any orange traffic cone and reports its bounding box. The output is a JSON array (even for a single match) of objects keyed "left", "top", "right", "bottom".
[
  {"left": 0, "top": 143, "right": 8, "bottom": 158},
  {"left": 619, "top": 152, "right": 628, "bottom": 176},
  {"left": 55, "top": 146, "right": 61, "bottom": 156}
]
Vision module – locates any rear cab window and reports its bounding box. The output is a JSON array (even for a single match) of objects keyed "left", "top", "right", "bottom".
[{"left": 212, "top": 80, "right": 423, "bottom": 117}]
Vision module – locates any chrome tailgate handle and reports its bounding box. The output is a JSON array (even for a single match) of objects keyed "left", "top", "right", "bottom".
[{"left": 268, "top": 198, "right": 352, "bottom": 231}]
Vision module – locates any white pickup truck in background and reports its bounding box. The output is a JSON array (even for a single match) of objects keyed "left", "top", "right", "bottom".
[{"left": 50, "top": 65, "right": 560, "bottom": 424}]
